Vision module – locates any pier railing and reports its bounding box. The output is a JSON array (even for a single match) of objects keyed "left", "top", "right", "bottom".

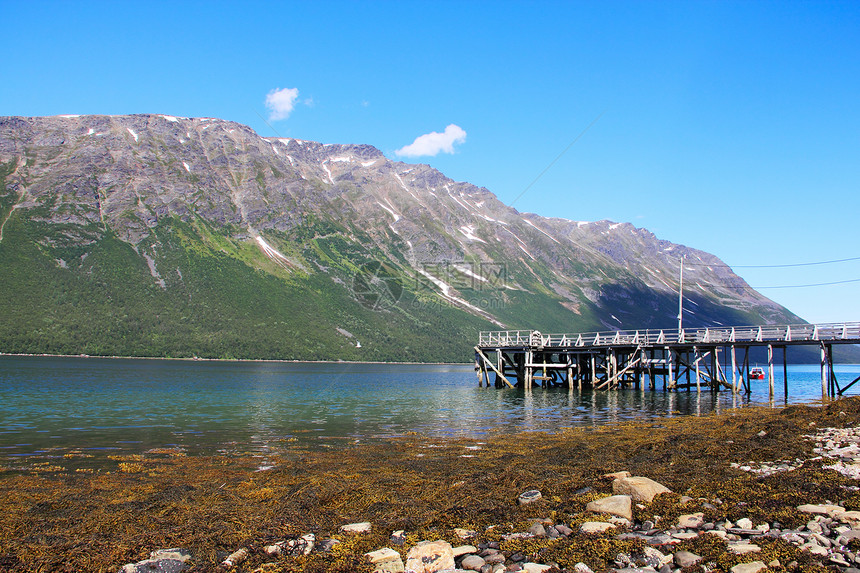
[{"left": 478, "top": 322, "right": 860, "bottom": 349}]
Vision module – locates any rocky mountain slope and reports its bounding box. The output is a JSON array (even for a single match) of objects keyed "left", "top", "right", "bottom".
[{"left": 0, "top": 114, "right": 804, "bottom": 361}]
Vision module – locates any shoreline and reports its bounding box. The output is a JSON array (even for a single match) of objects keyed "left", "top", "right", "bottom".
[
  {"left": 4, "top": 398, "right": 860, "bottom": 572},
  {"left": 3, "top": 351, "right": 858, "bottom": 367},
  {"left": 0, "top": 351, "right": 471, "bottom": 366}
]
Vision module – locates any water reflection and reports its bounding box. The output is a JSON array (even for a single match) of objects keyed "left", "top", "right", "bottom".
[{"left": 0, "top": 356, "right": 856, "bottom": 467}]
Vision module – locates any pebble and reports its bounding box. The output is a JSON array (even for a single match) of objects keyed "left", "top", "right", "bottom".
[
  {"left": 364, "top": 548, "right": 404, "bottom": 573},
  {"left": 580, "top": 521, "right": 616, "bottom": 534},
  {"left": 390, "top": 530, "right": 407, "bottom": 545},
  {"left": 453, "top": 545, "right": 479, "bottom": 558},
  {"left": 729, "top": 562, "right": 767, "bottom": 573},
  {"left": 456, "top": 528, "right": 477, "bottom": 539},
  {"left": 118, "top": 548, "right": 191, "bottom": 573},
  {"left": 522, "top": 564, "right": 552, "bottom": 573},
  {"left": 586, "top": 494, "right": 633, "bottom": 520},
  {"left": 460, "top": 554, "right": 486, "bottom": 571},
  {"left": 728, "top": 542, "right": 761, "bottom": 554},
  {"left": 340, "top": 521, "right": 372, "bottom": 533},
  {"left": 221, "top": 548, "right": 248, "bottom": 568},
  {"left": 611, "top": 476, "right": 671, "bottom": 503},
  {"left": 676, "top": 513, "right": 704, "bottom": 529},
  {"left": 517, "top": 489, "right": 542, "bottom": 506},
  {"left": 405, "top": 540, "right": 455, "bottom": 573}
]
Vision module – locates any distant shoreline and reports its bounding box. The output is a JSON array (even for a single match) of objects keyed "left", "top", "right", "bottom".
[
  {"left": 1, "top": 351, "right": 853, "bottom": 366},
  {"left": 0, "top": 351, "right": 471, "bottom": 366}
]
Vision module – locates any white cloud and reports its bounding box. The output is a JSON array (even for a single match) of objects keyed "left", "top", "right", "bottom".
[
  {"left": 395, "top": 124, "right": 467, "bottom": 157},
  {"left": 265, "top": 87, "right": 300, "bottom": 121}
]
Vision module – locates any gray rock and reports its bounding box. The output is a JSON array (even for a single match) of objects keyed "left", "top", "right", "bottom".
[
  {"left": 673, "top": 550, "right": 701, "bottom": 568},
  {"left": 580, "top": 521, "right": 616, "bottom": 534},
  {"left": 586, "top": 494, "right": 633, "bottom": 520},
  {"left": 340, "top": 521, "right": 372, "bottom": 533},
  {"left": 452, "top": 545, "right": 478, "bottom": 558},
  {"left": 641, "top": 547, "right": 669, "bottom": 568},
  {"left": 676, "top": 513, "right": 704, "bottom": 529},
  {"left": 518, "top": 490, "right": 542, "bottom": 506},
  {"left": 460, "top": 554, "right": 486, "bottom": 571},
  {"left": 404, "top": 540, "right": 455, "bottom": 573},
  {"left": 364, "top": 548, "right": 405, "bottom": 573},
  {"left": 726, "top": 528, "right": 764, "bottom": 536},
  {"left": 118, "top": 560, "right": 187, "bottom": 573},
  {"left": 729, "top": 562, "right": 767, "bottom": 573},
  {"left": 149, "top": 550, "right": 191, "bottom": 563},
  {"left": 390, "top": 530, "right": 407, "bottom": 545},
  {"left": 118, "top": 548, "right": 192, "bottom": 573},
  {"left": 811, "top": 532, "right": 832, "bottom": 547},
  {"left": 522, "top": 564, "right": 552, "bottom": 573},
  {"left": 839, "top": 530, "right": 860, "bottom": 545},
  {"left": 528, "top": 522, "right": 547, "bottom": 537},
  {"left": 612, "top": 476, "right": 671, "bottom": 503},
  {"left": 317, "top": 538, "right": 340, "bottom": 552}
]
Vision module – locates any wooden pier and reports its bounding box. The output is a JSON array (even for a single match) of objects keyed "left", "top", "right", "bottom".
[{"left": 474, "top": 322, "right": 860, "bottom": 397}]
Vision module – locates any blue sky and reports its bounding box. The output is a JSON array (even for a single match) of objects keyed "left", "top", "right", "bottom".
[{"left": 2, "top": 0, "right": 858, "bottom": 323}]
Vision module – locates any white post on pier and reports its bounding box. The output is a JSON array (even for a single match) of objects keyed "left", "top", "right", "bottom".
[
  {"left": 694, "top": 346, "right": 701, "bottom": 392},
  {"left": 667, "top": 347, "right": 675, "bottom": 389},
  {"left": 767, "top": 344, "right": 774, "bottom": 398}
]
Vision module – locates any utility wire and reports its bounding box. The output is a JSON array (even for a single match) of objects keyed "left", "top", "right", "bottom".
[
  {"left": 675, "top": 256, "right": 860, "bottom": 289},
  {"left": 681, "top": 277, "right": 860, "bottom": 291},
  {"left": 510, "top": 110, "right": 605, "bottom": 207},
  {"left": 748, "top": 278, "right": 860, "bottom": 290},
  {"left": 684, "top": 256, "right": 860, "bottom": 269}
]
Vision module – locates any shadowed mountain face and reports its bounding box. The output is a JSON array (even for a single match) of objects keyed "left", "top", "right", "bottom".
[{"left": 0, "top": 114, "right": 803, "bottom": 361}]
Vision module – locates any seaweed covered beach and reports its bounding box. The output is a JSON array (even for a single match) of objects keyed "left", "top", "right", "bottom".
[{"left": 4, "top": 398, "right": 860, "bottom": 572}]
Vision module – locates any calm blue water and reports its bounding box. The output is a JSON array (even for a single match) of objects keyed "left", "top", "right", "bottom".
[{"left": 1, "top": 356, "right": 858, "bottom": 469}]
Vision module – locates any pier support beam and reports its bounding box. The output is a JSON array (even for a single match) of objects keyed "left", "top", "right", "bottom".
[
  {"left": 474, "top": 347, "right": 514, "bottom": 389},
  {"left": 731, "top": 346, "right": 738, "bottom": 394}
]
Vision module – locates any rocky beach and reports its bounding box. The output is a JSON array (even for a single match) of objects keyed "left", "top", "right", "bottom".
[{"left": 4, "top": 398, "right": 860, "bottom": 573}]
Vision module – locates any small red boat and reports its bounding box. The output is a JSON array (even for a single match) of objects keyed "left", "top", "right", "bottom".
[{"left": 749, "top": 367, "right": 765, "bottom": 380}]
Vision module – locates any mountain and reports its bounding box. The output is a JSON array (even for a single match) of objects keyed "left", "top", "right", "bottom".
[{"left": 0, "top": 114, "right": 805, "bottom": 362}]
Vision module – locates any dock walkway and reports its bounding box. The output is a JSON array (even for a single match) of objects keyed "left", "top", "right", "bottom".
[{"left": 474, "top": 322, "right": 860, "bottom": 397}]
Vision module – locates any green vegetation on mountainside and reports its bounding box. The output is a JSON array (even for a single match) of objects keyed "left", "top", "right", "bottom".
[{"left": 0, "top": 215, "right": 498, "bottom": 362}]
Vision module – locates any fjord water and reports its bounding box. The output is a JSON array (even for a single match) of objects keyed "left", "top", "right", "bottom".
[{"left": 1, "top": 356, "right": 858, "bottom": 469}]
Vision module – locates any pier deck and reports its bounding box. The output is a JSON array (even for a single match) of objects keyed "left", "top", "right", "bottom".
[{"left": 474, "top": 322, "right": 860, "bottom": 397}]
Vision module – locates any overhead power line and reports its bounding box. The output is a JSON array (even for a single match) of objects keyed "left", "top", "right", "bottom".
[
  {"left": 511, "top": 110, "right": 605, "bottom": 207},
  {"left": 685, "top": 256, "right": 860, "bottom": 269},
  {"left": 752, "top": 277, "right": 860, "bottom": 289},
  {"left": 683, "top": 277, "right": 860, "bottom": 291}
]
